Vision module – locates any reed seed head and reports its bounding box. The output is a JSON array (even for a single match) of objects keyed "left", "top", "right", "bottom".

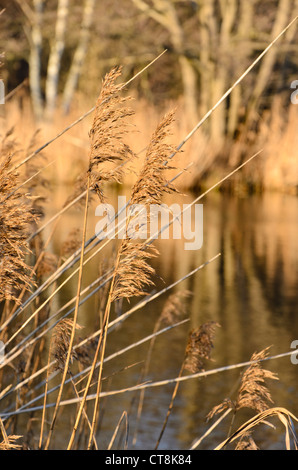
[
  {"left": 0, "top": 139, "right": 37, "bottom": 303},
  {"left": 159, "top": 290, "right": 191, "bottom": 326},
  {"left": 130, "top": 109, "right": 178, "bottom": 208},
  {"left": 111, "top": 239, "right": 158, "bottom": 302},
  {"left": 207, "top": 347, "right": 279, "bottom": 421},
  {"left": 88, "top": 66, "right": 136, "bottom": 201},
  {"left": 235, "top": 433, "right": 259, "bottom": 450},
  {"left": 184, "top": 321, "right": 220, "bottom": 374},
  {"left": 50, "top": 319, "right": 82, "bottom": 372},
  {"left": 110, "top": 109, "right": 179, "bottom": 303},
  {"left": 0, "top": 435, "right": 22, "bottom": 450},
  {"left": 235, "top": 347, "right": 278, "bottom": 413}
]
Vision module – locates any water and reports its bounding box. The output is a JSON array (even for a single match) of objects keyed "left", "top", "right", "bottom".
[{"left": 43, "top": 188, "right": 298, "bottom": 449}]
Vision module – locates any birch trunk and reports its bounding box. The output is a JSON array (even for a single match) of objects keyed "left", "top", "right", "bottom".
[
  {"left": 62, "top": 0, "right": 96, "bottom": 114},
  {"left": 45, "top": 0, "right": 69, "bottom": 119},
  {"left": 29, "top": 0, "right": 44, "bottom": 121}
]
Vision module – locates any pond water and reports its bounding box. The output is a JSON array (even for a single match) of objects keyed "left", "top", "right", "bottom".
[{"left": 42, "top": 187, "right": 298, "bottom": 450}]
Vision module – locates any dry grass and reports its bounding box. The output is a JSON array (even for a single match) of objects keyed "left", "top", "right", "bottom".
[{"left": 0, "top": 134, "right": 36, "bottom": 305}]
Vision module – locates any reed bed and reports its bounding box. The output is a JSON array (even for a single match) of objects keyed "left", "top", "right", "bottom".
[{"left": 0, "top": 18, "right": 298, "bottom": 450}]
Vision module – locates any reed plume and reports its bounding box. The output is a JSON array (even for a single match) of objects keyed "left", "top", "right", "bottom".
[
  {"left": 159, "top": 290, "right": 191, "bottom": 326},
  {"left": 235, "top": 347, "right": 278, "bottom": 413},
  {"left": 39, "top": 319, "right": 85, "bottom": 449},
  {"left": 207, "top": 347, "right": 279, "bottom": 422},
  {"left": 0, "top": 434, "right": 22, "bottom": 450},
  {"left": 67, "top": 66, "right": 137, "bottom": 449},
  {"left": 49, "top": 319, "right": 82, "bottom": 372},
  {"left": 111, "top": 110, "right": 178, "bottom": 303},
  {"left": 0, "top": 136, "right": 36, "bottom": 305},
  {"left": 184, "top": 321, "right": 220, "bottom": 374},
  {"left": 88, "top": 66, "right": 136, "bottom": 201},
  {"left": 129, "top": 109, "right": 177, "bottom": 206},
  {"left": 0, "top": 416, "right": 22, "bottom": 450},
  {"left": 206, "top": 347, "right": 279, "bottom": 449},
  {"left": 234, "top": 432, "right": 259, "bottom": 450},
  {"left": 74, "top": 107, "right": 179, "bottom": 449},
  {"left": 60, "top": 228, "right": 82, "bottom": 260},
  {"left": 111, "top": 239, "right": 158, "bottom": 302}
]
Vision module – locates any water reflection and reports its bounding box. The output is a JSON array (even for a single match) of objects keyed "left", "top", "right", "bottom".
[{"left": 45, "top": 188, "right": 298, "bottom": 449}]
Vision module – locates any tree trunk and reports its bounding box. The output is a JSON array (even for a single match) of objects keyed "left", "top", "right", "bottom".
[
  {"left": 29, "top": 0, "right": 44, "bottom": 121},
  {"left": 132, "top": 0, "right": 199, "bottom": 127},
  {"left": 227, "top": 1, "right": 255, "bottom": 138}
]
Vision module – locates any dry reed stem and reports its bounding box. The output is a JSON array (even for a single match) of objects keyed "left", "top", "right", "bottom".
[
  {"left": 1, "top": 19, "right": 296, "bottom": 448},
  {"left": 6, "top": 347, "right": 297, "bottom": 421},
  {"left": 83, "top": 108, "right": 179, "bottom": 448},
  {"left": 1, "top": 138, "right": 222, "bottom": 351},
  {"left": 111, "top": 110, "right": 178, "bottom": 303},
  {"left": 44, "top": 182, "right": 90, "bottom": 450},
  {"left": 0, "top": 256, "right": 218, "bottom": 409},
  {"left": 11, "top": 112, "right": 181, "bottom": 338},
  {"left": 1, "top": 320, "right": 190, "bottom": 424},
  {"left": 132, "top": 290, "right": 190, "bottom": 446},
  {"left": 107, "top": 411, "right": 129, "bottom": 450},
  {"left": 234, "top": 432, "right": 259, "bottom": 450},
  {"left": 66, "top": 66, "right": 136, "bottom": 449},
  {"left": 0, "top": 146, "right": 257, "bottom": 351}
]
